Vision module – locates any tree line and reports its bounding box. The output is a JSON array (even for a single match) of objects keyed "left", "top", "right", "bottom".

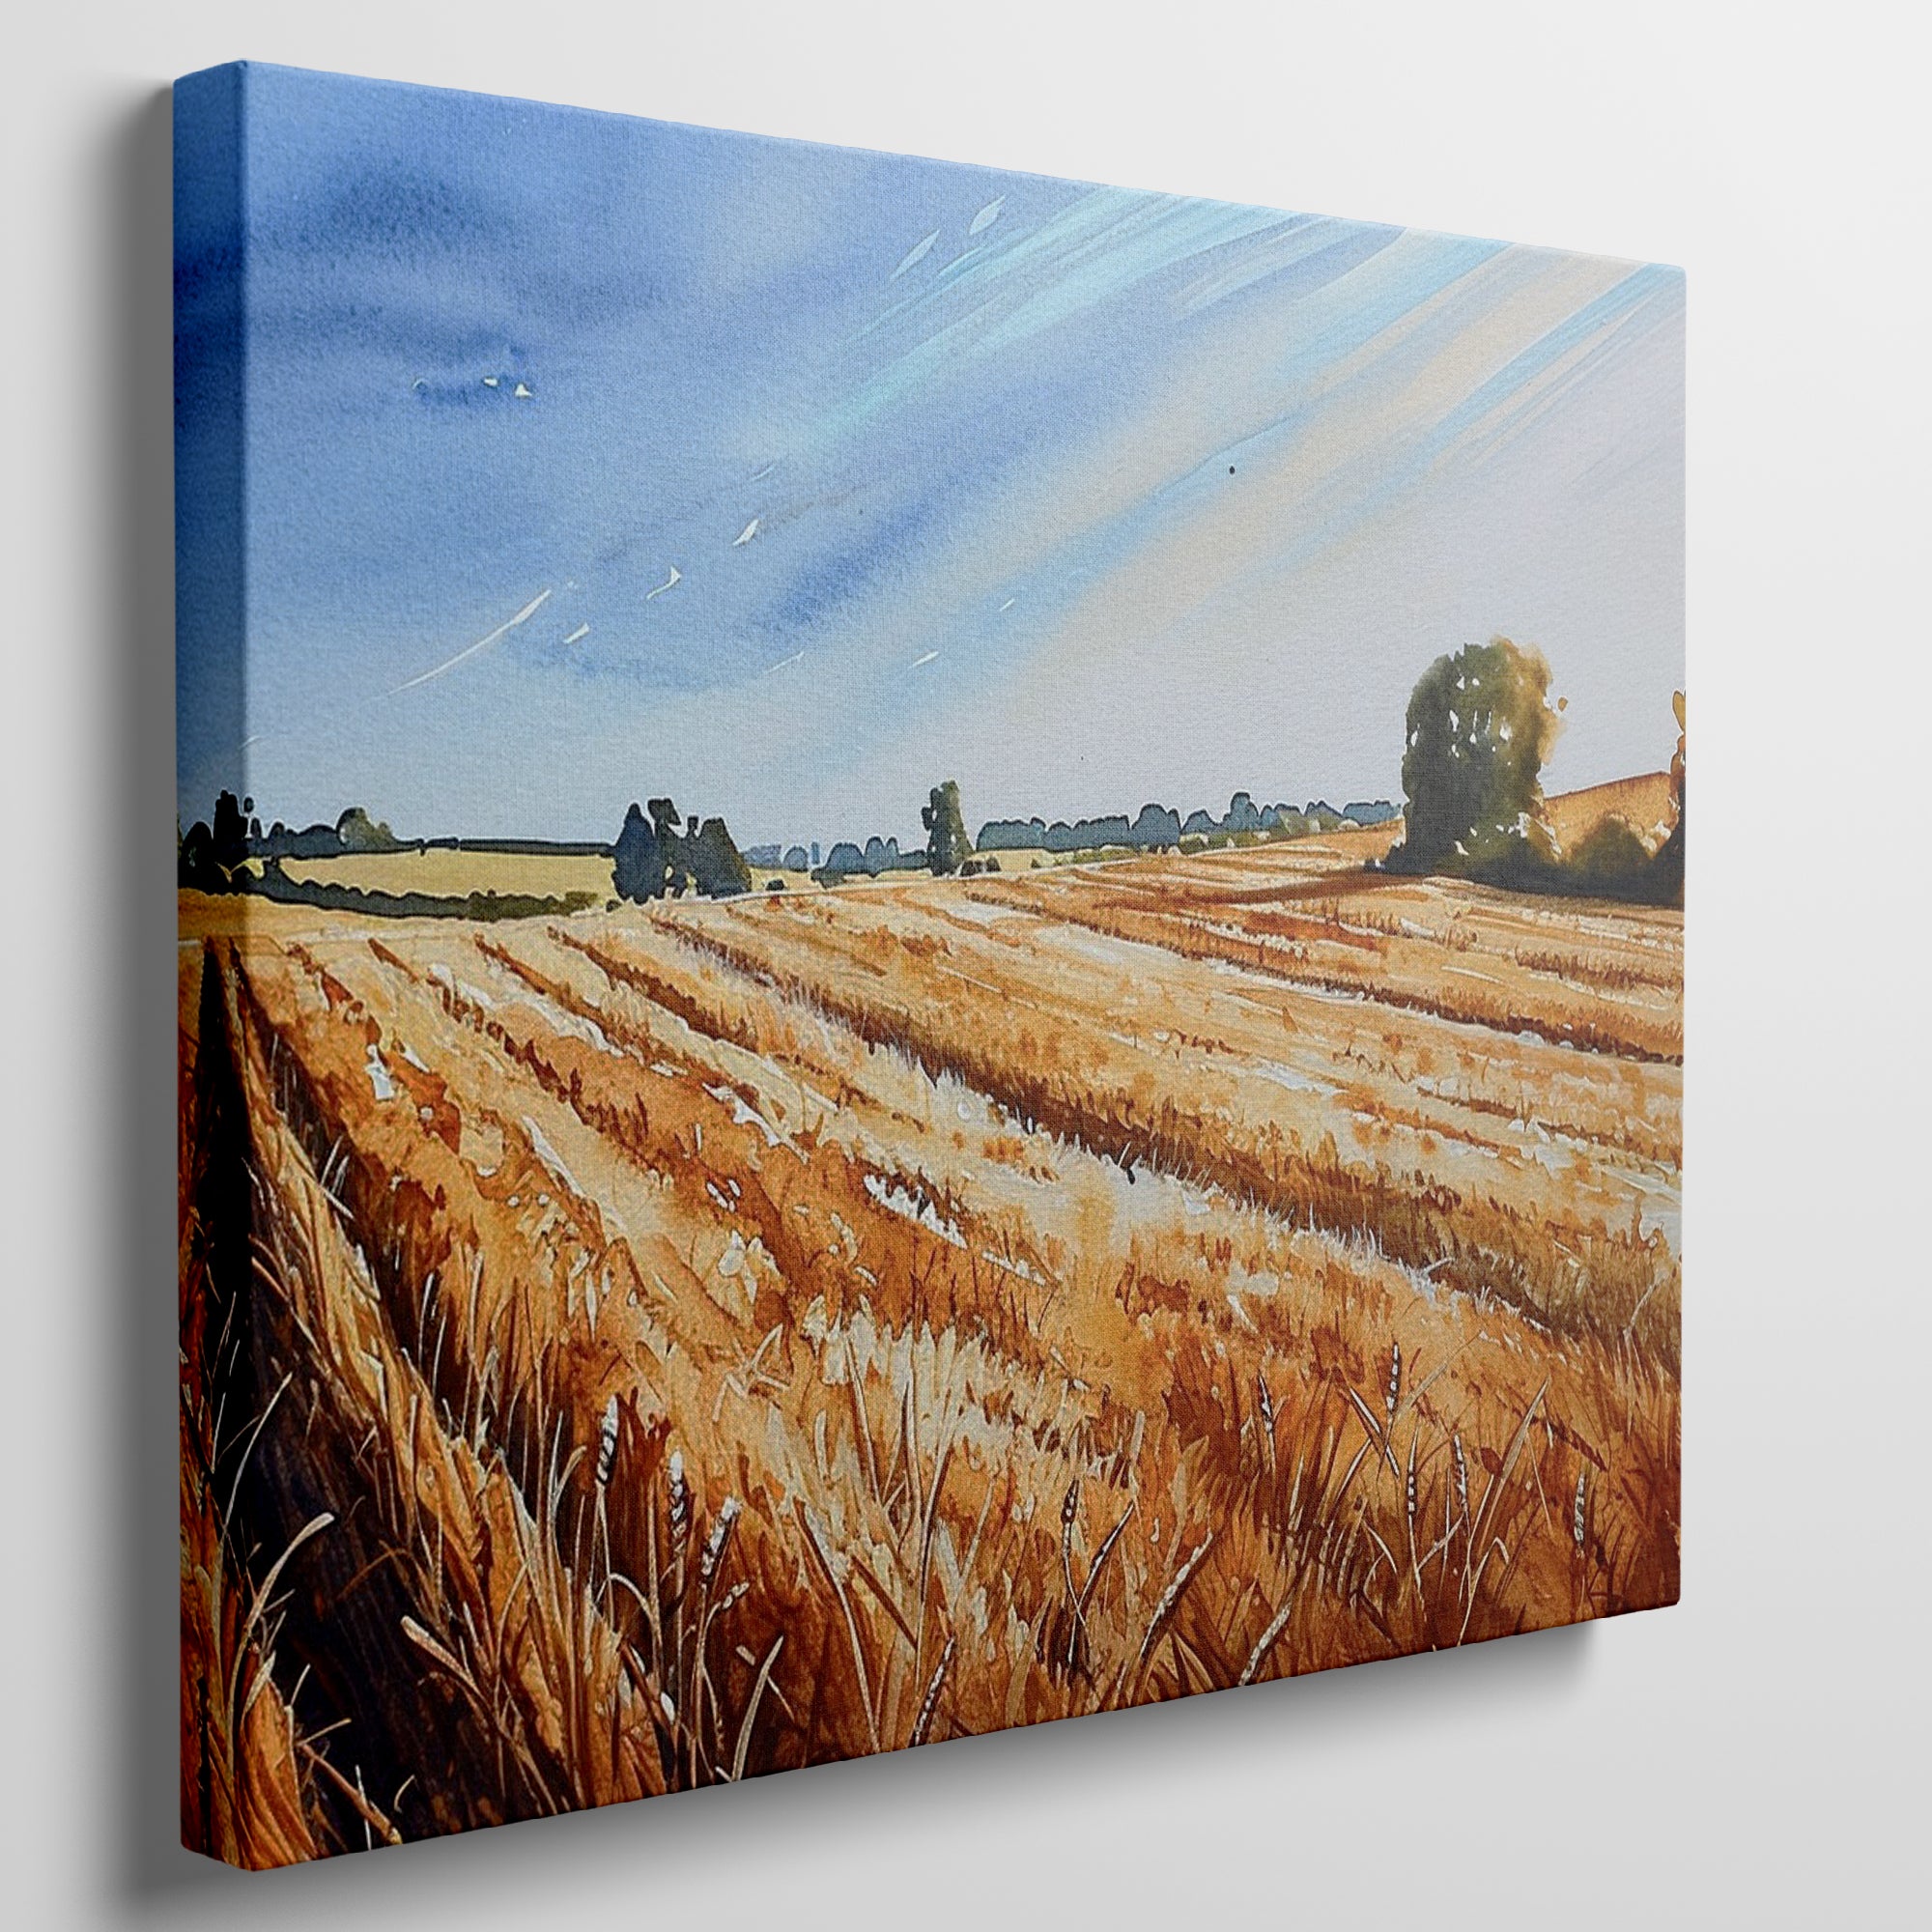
[
  {"left": 178, "top": 794, "right": 404, "bottom": 893},
  {"left": 808, "top": 783, "right": 982, "bottom": 884},
  {"left": 977, "top": 791, "right": 1397, "bottom": 857},
  {"left": 183, "top": 645, "right": 1681, "bottom": 922}
]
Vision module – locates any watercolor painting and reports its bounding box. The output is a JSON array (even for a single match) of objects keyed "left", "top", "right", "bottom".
[{"left": 177, "top": 62, "right": 1683, "bottom": 1867}]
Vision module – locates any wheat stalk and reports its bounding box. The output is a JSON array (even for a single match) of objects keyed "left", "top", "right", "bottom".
[
  {"left": 1066, "top": 1497, "right": 1136, "bottom": 1672},
  {"left": 1256, "top": 1370, "right": 1277, "bottom": 1475},
  {"left": 1131, "top": 1530, "right": 1215, "bottom": 1693},
  {"left": 699, "top": 1495, "right": 743, "bottom": 1588},
  {"left": 595, "top": 1394, "right": 619, "bottom": 1489},
  {"left": 909, "top": 1635, "right": 955, "bottom": 1747},
  {"left": 1238, "top": 1593, "right": 1295, "bottom": 1686},
  {"left": 668, "top": 1448, "right": 692, "bottom": 1557},
  {"left": 729, "top": 1634, "right": 786, "bottom": 1781},
  {"left": 1060, "top": 1477, "right": 1080, "bottom": 1608}
]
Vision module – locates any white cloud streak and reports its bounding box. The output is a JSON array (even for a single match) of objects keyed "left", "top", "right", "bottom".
[{"left": 385, "top": 587, "right": 553, "bottom": 696}]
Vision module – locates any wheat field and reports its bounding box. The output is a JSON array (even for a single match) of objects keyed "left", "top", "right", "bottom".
[
  {"left": 278, "top": 846, "right": 618, "bottom": 902},
  {"left": 179, "top": 820, "right": 1680, "bottom": 1862}
]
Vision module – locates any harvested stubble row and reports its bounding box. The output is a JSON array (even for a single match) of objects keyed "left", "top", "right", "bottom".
[{"left": 181, "top": 867, "right": 1678, "bottom": 1856}]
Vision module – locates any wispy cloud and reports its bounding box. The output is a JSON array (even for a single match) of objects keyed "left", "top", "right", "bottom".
[
  {"left": 385, "top": 587, "right": 553, "bottom": 696},
  {"left": 839, "top": 188, "right": 1303, "bottom": 441},
  {"left": 891, "top": 229, "right": 940, "bottom": 279}
]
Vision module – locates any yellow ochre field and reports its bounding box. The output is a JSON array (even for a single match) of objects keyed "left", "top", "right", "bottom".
[
  {"left": 179, "top": 790, "right": 1680, "bottom": 1862},
  {"left": 279, "top": 845, "right": 618, "bottom": 902}
]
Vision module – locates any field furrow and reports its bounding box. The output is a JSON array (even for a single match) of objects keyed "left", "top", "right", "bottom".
[
  {"left": 631, "top": 894, "right": 1679, "bottom": 1360},
  {"left": 967, "top": 859, "right": 1682, "bottom": 1062}
]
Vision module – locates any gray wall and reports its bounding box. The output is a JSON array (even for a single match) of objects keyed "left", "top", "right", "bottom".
[{"left": 1, "top": 3, "right": 1923, "bottom": 1925}]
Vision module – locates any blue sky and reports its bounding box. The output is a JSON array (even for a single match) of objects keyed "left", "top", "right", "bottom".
[{"left": 176, "top": 63, "right": 1684, "bottom": 848}]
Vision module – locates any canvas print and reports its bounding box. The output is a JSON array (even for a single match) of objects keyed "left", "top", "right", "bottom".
[{"left": 177, "top": 62, "right": 1684, "bottom": 1867}]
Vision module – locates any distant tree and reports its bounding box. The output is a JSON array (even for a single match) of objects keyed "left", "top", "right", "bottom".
[
  {"left": 976, "top": 815, "right": 1047, "bottom": 852},
  {"left": 212, "top": 789, "right": 250, "bottom": 875},
  {"left": 1568, "top": 815, "right": 1653, "bottom": 888},
  {"left": 651, "top": 800, "right": 695, "bottom": 895},
  {"left": 684, "top": 816, "right": 753, "bottom": 898},
  {"left": 178, "top": 789, "right": 251, "bottom": 892},
  {"left": 783, "top": 845, "right": 810, "bottom": 871},
  {"left": 336, "top": 805, "right": 398, "bottom": 853},
  {"left": 1650, "top": 690, "right": 1686, "bottom": 904},
  {"left": 821, "top": 841, "right": 866, "bottom": 878},
  {"left": 1393, "top": 638, "right": 1562, "bottom": 874},
  {"left": 614, "top": 797, "right": 750, "bottom": 900},
  {"left": 177, "top": 818, "right": 218, "bottom": 891},
  {"left": 1224, "top": 791, "right": 1264, "bottom": 836},
  {"left": 923, "top": 781, "right": 972, "bottom": 875},
  {"left": 613, "top": 801, "right": 672, "bottom": 902},
  {"left": 1130, "top": 803, "right": 1182, "bottom": 851}
]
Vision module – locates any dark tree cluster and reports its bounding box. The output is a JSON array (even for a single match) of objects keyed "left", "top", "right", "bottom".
[
  {"left": 922, "top": 781, "right": 973, "bottom": 876},
  {"left": 180, "top": 794, "right": 407, "bottom": 892},
  {"left": 815, "top": 835, "right": 928, "bottom": 881},
  {"left": 810, "top": 779, "right": 980, "bottom": 884},
  {"left": 177, "top": 789, "right": 254, "bottom": 893},
  {"left": 253, "top": 805, "right": 403, "bottom": 862},
  {"left": 1385, "top": 636, "right": 1684, "bottom": 906},
  {"left": 612, "top": 798, "right": 753, "bottom": 903},
  {"left": 1389, "top": 638, "right": 1562, "bottom": 874}
]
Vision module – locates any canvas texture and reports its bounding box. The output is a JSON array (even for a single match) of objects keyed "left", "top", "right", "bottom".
[{"left": 176, "top": 61, "right": 1684, "bottom": 1868}]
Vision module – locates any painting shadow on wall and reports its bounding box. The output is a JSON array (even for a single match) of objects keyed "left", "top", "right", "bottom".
[{"left": 99, "top": 80, "right": 197, "bottom": 1910}]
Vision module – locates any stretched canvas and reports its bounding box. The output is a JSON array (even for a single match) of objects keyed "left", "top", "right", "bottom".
[{"left": 176, "top": 61, "right": 1684, "bottom": 1868}]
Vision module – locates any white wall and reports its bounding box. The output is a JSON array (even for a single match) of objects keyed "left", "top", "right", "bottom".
[{"left": 2, "top": 4, "right": 1924, "bottom": 1925}]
